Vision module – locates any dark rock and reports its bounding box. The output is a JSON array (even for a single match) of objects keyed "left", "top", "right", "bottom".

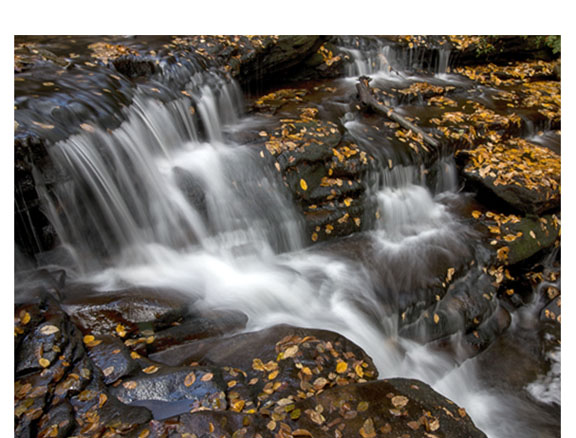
[
  {"left": 503, "top": 215, "right": 560, "bottom": 266},
  {"left": 60, "top": 284, "right": 192, "bottom": 336},
  {"left": 14, "top": 294, "right": 153, "bottom": 438},
  {"left": 291, "top": 378, "right": 487, "bottom": 438},
  {"left": 459, "top": 140, "right": 560, "bottom": 215},
  {"left": 86, "top": 335, "right": 139, "bottom": 384},
  {"left": 149, "top": 411, "right": 275, "bottom": 438},
  {"left": 146, "top": 310, "right": 248, "bottom": 353},
  {"left": 112, "top": 55, "right": 157, "bottom": 79},
  {"left": 237, "top": 36, "right": 324, "bottom": 89},
  {"left": 109, "top": 365, "right": 227, "bottom": 420}
]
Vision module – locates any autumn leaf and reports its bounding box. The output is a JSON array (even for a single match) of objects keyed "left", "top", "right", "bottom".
[
  {"left": 184, "top": 372, "right": 196, "bottom": 387},
  {"left": 40, "top": 325, "right": 60, "bottom": 335},
  {"left": 336, "top": 361, "right": 348, "bottom": 374},
  {"left": 300, "top": 179, "right": 308, "bottom": 191},
  {"left": 201, "top": 372, "right": 214, "bottom": 382},
  {"left": 38, "top": 358, "right": 50, "bottom": 368},
  {"left": 142, "top": 365, "right": 159, "bottom": 374},
  {"left": 391, "top": 395, "right": 409, "bottom": 408}
]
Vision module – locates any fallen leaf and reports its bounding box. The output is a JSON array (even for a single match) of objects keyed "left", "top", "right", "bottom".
[
  {"left": 40, "top": 325, "right": 60, "bottom": 335},
  {"left": 142, "top": 365, "right": 159, "bottom": 374},
  {"left": 184, "top": 372, "right": 196, "bottom": 387},
  {"left": 391, "top": 395, "right": 409, "bottom": 408}
]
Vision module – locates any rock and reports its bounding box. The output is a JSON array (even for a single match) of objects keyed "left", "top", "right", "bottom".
[
  {"left": 14, "top": 292, "right": 153, "bottom": 438},
  {"left": 86, "top": 335, "right": 139, "bottom": 384},
  {"left": 109, "top": 365, "right": 228, "bottom": 420},
  {"left": 459, "top": 138, "right": 560, "bottom": 215},
  {"left": 290, "top": 378, "right": 487, "bottom": 438},
  {"left": 148, "top": 411, "right": 275, "bottom": 438},
  {"left": 151, "top": 324, "right": 378, "bottom": 412},
  {"left": 236, "top": 36, "right": 324, "bottom": 88},
  {"left": 60, "top": 283, "right": 192, "bottom": 336},
  {"left": 146, "top": 310, "right": 248, "bottom": 353}
]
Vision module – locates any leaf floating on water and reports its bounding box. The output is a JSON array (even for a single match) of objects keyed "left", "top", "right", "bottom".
[
  {"left": 300, "top": 178, "right": 308, "bottom": 191},
  {"left": 40, "top": 325, "right": 60, "bottom": 335}
]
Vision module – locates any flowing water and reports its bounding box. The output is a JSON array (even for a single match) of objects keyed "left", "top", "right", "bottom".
[{"left": 19, "top": 39, "right": 559, "bottom": 438}]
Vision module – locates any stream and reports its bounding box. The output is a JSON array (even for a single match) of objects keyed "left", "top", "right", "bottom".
[{"left": 15, "top": 36, "right": 560, "bottom": 438}]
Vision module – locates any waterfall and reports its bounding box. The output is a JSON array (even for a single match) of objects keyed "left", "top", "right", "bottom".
[{"left": 22, "top": 37, "right": 559, "bottom": 438}]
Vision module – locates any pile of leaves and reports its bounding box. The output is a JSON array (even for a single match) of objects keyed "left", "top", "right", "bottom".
[{"left": 460, "top": 137, "right": 560, "bottom": 193}]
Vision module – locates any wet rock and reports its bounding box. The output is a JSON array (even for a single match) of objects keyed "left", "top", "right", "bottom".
[
  {"left": 150, "top": 324, "right": 378, "bottom": 411},
  {"left": 86, "top": 335, "right": 139, "bottom": 384},
  {"left": 109, "top": 365, "right": 227, "bottom": 420},
  {"left": 112, "top": 55, "right": 157, "bottom": 79},
  {"left": 15, "top": 292, "right": 153, "bottom": 438},
  {"left": 148, "top": 411, "right": 274, "bottom": 438},
  {"left": 291, "top": 378, "right": 487, "bottom": 438},
  {"left": 236, "top": 36, "right": 323, "bottom": 89},
  {"left": 60, "top": 284, "right": 192, "bottom": 336},
  {"left": 400, "top": 268, "right": 502, "bottom": 346},
  {"left": 459, "top": 138, "right": 560, "bottom": 215},
  {"left": 466, "top": 209, "right": 561, "bottom": 267},
  {"left": 146, "top": 310, "right": 248, "bottom": 353}
]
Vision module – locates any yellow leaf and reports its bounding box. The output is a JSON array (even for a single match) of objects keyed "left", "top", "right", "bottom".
[
  {"left": 39, "top": 358, "right": 50, "bottom": 368},
  {"left": 433, "top": 313, "right": 440, "bottom": 324},
  {"left": 268, "top": 370, "right": 279, "bottom": 380},
  {"left": 116, "top": 324, "right": 126, "bottom": 337},
  {"left": 311, "top": 232, "right": 318, "bottom": 242},
  {"left": 184, "top": 372, "right": 196, "bottom": 387},
  {"left": 20, "top": 312, "right": 31, "bottom": 325},
  {"left": 300, "top": 179, "right": 308, "bottom": 191},
  {"left": 391, "top": 395, "right": 409, "bottom": 408},
  {"left": 40, "top": 325, "right": 60, "bottom": 335},
  {"left": 123, "top": 381, "right": 138, "bottom": 390},
  {"left": 336, "top": 361, "right": 348, "bottom": 374},
  {"left": 201, "top": 372, "right": 214, "bottom": 382},
  {"left": 142, "top": 365, "right": 159, "bottom": 374}
]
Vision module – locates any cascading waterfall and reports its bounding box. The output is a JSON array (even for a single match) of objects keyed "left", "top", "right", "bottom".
[{"left": 30, "top": 42, "right": 558, "bottom": 438}]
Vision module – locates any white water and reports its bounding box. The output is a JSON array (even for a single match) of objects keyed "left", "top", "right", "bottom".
[{"left": 37, "top": 51, "right": 559, "bottom": 438}]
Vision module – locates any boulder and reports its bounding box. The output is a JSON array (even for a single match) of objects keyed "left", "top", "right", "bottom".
[
  {"left": 60, "top": 284, "right": 192, "bottom": 336},
  {"left": 459, "top": 138, "right": 560, "bottom": 215}
]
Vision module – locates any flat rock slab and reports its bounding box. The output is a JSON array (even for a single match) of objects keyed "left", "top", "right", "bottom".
[
  {"left": 460, "top": 137, "right": 560, "bottom": 215},
  {"left": 60, "top": 283, "right": 192, "bottom": 335}
]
